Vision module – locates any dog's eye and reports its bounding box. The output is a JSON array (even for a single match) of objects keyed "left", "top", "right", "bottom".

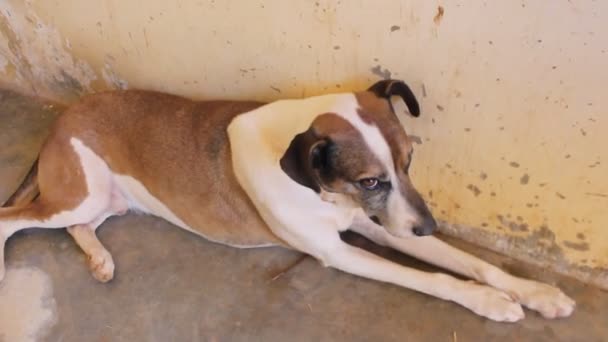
[{"left": 359, "top": 178, "right": 380, "bottom": 190}]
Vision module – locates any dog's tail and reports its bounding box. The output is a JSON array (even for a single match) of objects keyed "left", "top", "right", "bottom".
[{"left": 2, "top": 159, "right": 40, "bottom": 208}]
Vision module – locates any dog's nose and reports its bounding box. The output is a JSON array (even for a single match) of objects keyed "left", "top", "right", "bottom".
[{"left": 412, "top": 216, "right": 437, "bottom": 236}]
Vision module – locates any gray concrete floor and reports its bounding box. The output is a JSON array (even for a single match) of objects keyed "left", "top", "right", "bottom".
[{"left": 0, "top": 89, "right": 606, "bottom": 341}]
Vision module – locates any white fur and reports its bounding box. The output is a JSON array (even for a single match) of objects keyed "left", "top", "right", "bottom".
[
  {"left": 2, "top": 138, "right": 113, "bottom": 239},
  {"left": 0, "top": 138, "right": 114, "bottom": 281},
  {"left": 228, "top": 94, "right": 360, "bottom": 258},
  {"left": 328, "top": 98, "right": 419, "bottom": 236},
  {"left": 0, "top": 94, "right": 576, "bottom": 322},
  {"left": 349, "top": 212, "right": 575, "bottom": 319},
  {"left": 112, "top": 173, "right": 275, "bottom": 249},
  {"left": 227, "top": 93, "right": 575, "bottom": 321}
]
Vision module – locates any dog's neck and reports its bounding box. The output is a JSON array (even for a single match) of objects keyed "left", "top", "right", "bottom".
[
  {"left": 227, "top": 93, "right": 362, "bottom": 247},
  {"left": 235, "top": 93, "right": 358, "bottom": 161}
]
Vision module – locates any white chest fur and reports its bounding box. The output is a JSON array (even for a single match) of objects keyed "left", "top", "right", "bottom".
[{"left": 226, "top": 94, "right": 360, "bottom": 255}]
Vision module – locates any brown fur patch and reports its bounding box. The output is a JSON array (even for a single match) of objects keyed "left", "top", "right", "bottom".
[
  {"left": 354, "top": 91, "right": 413, "bottom": 173},
  {"left": 355, "top": 91, "right": 435, "bottom": 228},
  {"left": 0, "top": 128, "right": 90, "bottom": 225},
  {"left": 41, "top": 91, "right": 283, "bottom": 247},
  {"left": 280, "top": 113, "right": 384, "bottom": 194}
]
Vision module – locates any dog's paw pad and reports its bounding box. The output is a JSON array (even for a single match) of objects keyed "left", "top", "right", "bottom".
[{"left": 87, "top": 249, "right": 114, "bottom": 283}]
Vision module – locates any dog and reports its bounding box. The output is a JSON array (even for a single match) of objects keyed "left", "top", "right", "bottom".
[{"left": 0, "top": 79, "right": 574, "bottom": 322}]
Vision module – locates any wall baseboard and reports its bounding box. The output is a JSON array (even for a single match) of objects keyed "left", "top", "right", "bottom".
[{"left": 438, "top": 221, "right": 608, "bottom": 290}]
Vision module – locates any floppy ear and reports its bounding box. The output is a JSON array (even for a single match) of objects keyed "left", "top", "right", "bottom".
[
  {"left": 368, "top": 79, "right": 420, "bottom": 117},
  {"left": 280, "top": 127, "right": 331, "bottom": 193}
]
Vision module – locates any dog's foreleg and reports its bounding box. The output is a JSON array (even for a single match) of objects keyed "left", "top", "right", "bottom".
[
  {"left": 321, "top": 240, "right": 525, "bottom": 322},
  {"left": 349, "top": 216, "right": 575, "bottom": 319}
]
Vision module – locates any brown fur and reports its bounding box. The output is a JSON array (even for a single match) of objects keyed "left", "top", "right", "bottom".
[
  {"left": 355, "top": 91, "right": 413, "bottom": 169},
  {"left": 280, "top": 113, "right": 384, "bottom": 194},
  {"left": 38, "top": 90, "right": 283, "bottom": 247},
  {"left": 0, "top": 129, "right": 89, "bottom": 224},
  {"left": 4, "top": 88, "right": 420, "bottom": 247},
  {"left": 355, "top": 91, "right": 435, "bottom": 230}
]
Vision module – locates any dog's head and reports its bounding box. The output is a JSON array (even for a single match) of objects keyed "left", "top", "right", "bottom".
[{"left": 280, "top": 79, "right": 436, "bottom": 238}]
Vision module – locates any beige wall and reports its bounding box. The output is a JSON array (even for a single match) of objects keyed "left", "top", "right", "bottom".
[{"left": 1, "top": 0, "right": 606, "bottom": 287}]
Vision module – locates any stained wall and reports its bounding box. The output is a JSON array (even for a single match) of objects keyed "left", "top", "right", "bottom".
[{"left": 1, "top": 0, "right": 606, "bottom": 287}]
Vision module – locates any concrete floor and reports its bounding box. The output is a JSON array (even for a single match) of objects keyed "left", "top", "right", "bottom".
[{"left": 0, "top": 89, "right": 606, "bottom": 342}]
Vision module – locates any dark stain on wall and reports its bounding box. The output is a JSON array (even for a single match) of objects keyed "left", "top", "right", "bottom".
[
  {"left": 54, "top": 69, "right": 84, "bottom": 94},
  {"left": 466, "top": 184, "right": 481, "bottom": 196},
  {"left": 564, "top": 240, "right": 590, "bottom": 251},
  {"left": 370, "top": 65, "right": 392, "bottom": 79},
  {"left": 433, "top": 6, "right": 445, "bottom": 25},
  {"left": 439, "top": 220, "right": 608, "bottom": 289},
  {"left": 497, "top": 214, "right": 529, "bottom": 232},
  {"left": 409, "top": 135, "right": 423, "bottom": 145}
]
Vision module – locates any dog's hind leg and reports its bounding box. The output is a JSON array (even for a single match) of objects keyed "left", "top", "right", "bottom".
[
  {"left": 0, "top": 196, "right": 107, "bottom": 281},
  {"left": 0, "top": 137, "right": 114, "bottom": 282},
  {"left": 67, "top": 187, "right": 129, "bottom": 282},
  {"left": 348, "top": 214, "right": 576, "bottom": 319}
]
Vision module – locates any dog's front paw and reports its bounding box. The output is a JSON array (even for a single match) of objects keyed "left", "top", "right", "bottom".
[
  {"left": 87, "top": 249, "right": 115, "bottom": 283},
  {"left": 461, "top": 284, "right": 525, "bottom": 322},
  {"left": 508, "top": 279, "right": 575, "bottom": 319}
]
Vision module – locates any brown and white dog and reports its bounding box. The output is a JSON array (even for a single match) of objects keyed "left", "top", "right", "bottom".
[{"left": 0, "top": 79, "right": 574, "bottom": 322}]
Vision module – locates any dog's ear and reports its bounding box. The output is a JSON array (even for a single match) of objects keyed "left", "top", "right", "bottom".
[
  {"left": 308, "top": 138, "right": 335, "bottom": 189},
  {"left": 308, "top": 139, "right": 328, "bottom": 173},
  {"left": 368, "top": 79, "right": 420, "bottom": 117},
  {"left": 280, "top": 127, "right": 331, "bottom": 193}
]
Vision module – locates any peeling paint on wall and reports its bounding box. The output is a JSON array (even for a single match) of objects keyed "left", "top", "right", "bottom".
[
  {"left": 0, "top": 1, "right": 97, "bottom": 101},
  {"left": 102, "top": 55, "right": 128, "bottom": 90}
]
